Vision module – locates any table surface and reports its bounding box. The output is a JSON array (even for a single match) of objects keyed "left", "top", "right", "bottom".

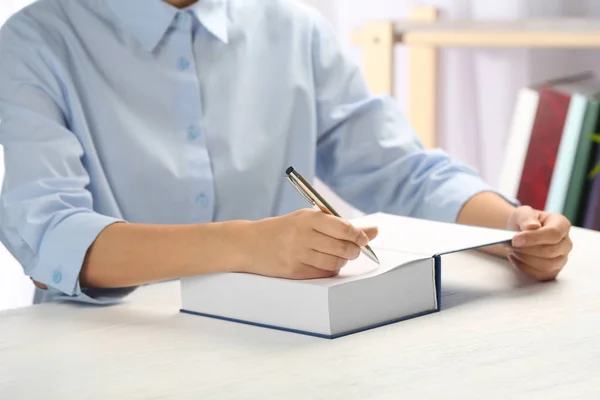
[{"left": 2, "top": 227, "right": 600, "bottom": 399}]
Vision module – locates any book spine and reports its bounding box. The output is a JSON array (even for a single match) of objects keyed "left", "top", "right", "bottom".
[
  {"left": 563, "top": 100, "right": 600, "bottom": 224},
  {"left": 582, "top": 144, "right": 600, "bottom": 230},
  {"left": 516, "top": 87, "right": 571, "bottom": 211},
  {"left": 545, "top": 94, "right": 587, "bottom": 213},
  {"left": 498, "top": 88, "right": 539, "bottom": 198}
]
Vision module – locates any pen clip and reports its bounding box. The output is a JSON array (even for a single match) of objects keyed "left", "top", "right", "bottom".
[{"left": 286, "top": 175, "right": 316, "bottom": 206}]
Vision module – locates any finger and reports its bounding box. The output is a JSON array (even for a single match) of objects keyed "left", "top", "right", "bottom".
[
  {"left": 508, "top": 236, "right": 572, "bottom": 258},
  {"left": 508, "top": 253, "right": 561, "bottom": 282},
  {"left": 310, "top": 231, "right": 361, "bottom": 260},
  {"left": 510, "top": 250, "right": 566, "bottom": 274},
  {"left": 512, "top": 206, "right": 542, "bottom": 230},
  {"left": 302, "top": 249, "right": 348, "bottom": 272},
  {"left": 313, "top": 213, "right": 369, "bottom": 246},
  {"left": 512, "top": 214, "right": 571, "bottom": 248},
  {"left": 291, "top": 264, "right": 340, "bottom": 280}
]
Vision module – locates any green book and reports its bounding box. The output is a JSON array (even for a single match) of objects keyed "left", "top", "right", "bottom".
[{"left": 563, "top": 99, "right": 600, "bottom": 224}]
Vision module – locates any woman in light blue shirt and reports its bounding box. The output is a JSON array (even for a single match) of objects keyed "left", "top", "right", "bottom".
[{"left": 0, "top": 0, "right": 573, "bottom": 304}]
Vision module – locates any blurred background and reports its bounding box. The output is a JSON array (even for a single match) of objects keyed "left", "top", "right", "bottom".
[{"left": 2, "top": 0, "right": 600, "bottom": 311}]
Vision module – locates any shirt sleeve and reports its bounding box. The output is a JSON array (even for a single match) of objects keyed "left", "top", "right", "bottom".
[
  {"left": 0, "top": 17, "right": 133, "bottom": 304},
  {"left": 309, "top": 12, "right": 517, "bottom": 223}
]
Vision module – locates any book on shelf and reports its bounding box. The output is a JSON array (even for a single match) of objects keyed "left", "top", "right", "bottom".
[
  {"left": 563, "top": 97, "right": 600, "bottom": 224},
  {"left": 180, "top": 213, "right": 515, "bottom": 339},
  {"left": 500, "top": 71, "right": 600, "bottom": 231},
  {"left": 581, "top": 136, "right": 600, "bottom": 230}
]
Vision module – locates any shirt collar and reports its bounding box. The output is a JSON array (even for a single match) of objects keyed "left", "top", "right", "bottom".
[
  {"left": 189, "top": 0, "right": 229, "bottom": 44},
  {"left": 105, "top": 0, "right": 229, "bottom": 52}
]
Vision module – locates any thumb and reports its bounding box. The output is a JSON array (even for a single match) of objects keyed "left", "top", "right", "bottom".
[
  {"left": 360, "top": 226, "right": 379, "bottom": 241},
  {"left": 511, "top": 206, "right": 542, "bottom": 231}
]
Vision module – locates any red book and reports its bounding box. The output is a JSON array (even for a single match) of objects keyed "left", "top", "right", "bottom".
[{"left": 516, "top": 87, "right": 571, "bottom": 210}]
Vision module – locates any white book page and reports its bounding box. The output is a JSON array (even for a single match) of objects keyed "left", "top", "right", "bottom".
[
  {"left": 352, "top": 213, "right": 516, "bottom": 256},
  {"left": 312, "top": 248, "right": 427, "bottom": 287}
]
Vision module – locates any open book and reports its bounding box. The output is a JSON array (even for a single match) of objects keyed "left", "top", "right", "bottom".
[{"left": 180, "top": 213, "right": 516, "bottom": 339}]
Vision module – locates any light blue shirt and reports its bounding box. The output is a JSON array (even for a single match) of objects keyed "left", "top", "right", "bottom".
[{"left": 0, "top": 0, "right": 503, "bottom": 304}]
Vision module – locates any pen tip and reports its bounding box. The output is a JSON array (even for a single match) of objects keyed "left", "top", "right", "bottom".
[
  {"left": 368, "top": 253, "right": 380, "bottom": 265},
  {"left": 286, "top": 166, "right": 294, "bottom": 175}
]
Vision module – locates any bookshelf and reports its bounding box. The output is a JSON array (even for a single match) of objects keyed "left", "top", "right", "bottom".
[{"left": 351, "top": 6, "right": 600, "bottom": 149}]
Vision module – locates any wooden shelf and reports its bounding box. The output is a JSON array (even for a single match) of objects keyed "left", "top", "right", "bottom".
[
  {"left": 396, "top": 19, "right": 600, "bottom": 47},
  {"left": 351, "top": 8, "right": 600, "bottom": 149},
  {"left": 394, "top": 18, "right": 600, "bottom": 32}
]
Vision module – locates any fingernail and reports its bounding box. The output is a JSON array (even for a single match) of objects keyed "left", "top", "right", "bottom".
[
  {"left": 513, "top": 235, "right": 526, "bottom": 247},
  {"left": 509, "top": 251, "right": 522, "bottom": 261},
  {"left": 525, "top": 219, "right": 541, "bottom": 228},
  {"left": 358, "top": 233, "right": 368, "bottom": 246}
]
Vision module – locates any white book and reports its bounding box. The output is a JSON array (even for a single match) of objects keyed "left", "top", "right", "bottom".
[
  {"left": 498, "top": 86, "right": 540, "bottom": 198},
  {"left": 180, "top": 213, "right": 515, "bottom": 339}
]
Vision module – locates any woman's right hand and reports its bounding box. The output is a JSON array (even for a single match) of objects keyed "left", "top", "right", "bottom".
[{"left": 241, "top": 209, "right": 378, "bottom": 279}]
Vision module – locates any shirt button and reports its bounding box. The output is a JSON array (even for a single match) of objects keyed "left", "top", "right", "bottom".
[
  {"left": 187, "top": 126, "right": 200, "bottom": 141},
  {"left": 53, "top": 271, "right": 62, "bottom": 284},
  {"left": 195, "top": 193, "right": 209, "bottom": 207},
  {"left": 178, "top": 57, "right": 190, "bottom": 71}
]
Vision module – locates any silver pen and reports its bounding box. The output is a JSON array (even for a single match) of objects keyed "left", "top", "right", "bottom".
[{"left": 285, "top": 166, "right": 380, "bottom": 265}]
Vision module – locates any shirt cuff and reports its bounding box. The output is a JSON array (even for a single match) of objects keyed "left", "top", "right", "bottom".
[
  {"left": 30, "top": 211, "right": 134, "bottom": 304},
  {"left": 35, "top": 285, "right": 138, "bottom": 305}
]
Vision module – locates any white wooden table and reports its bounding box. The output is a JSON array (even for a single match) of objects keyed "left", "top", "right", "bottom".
[{"left": 2, "top": 227, "right": 600, "bottom": 399}]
